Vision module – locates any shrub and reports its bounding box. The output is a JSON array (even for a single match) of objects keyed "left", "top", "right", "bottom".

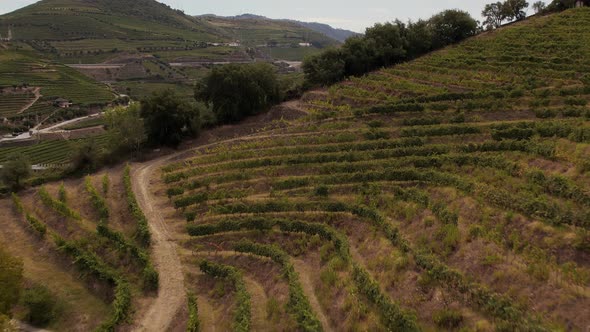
[
  {"left": 564, "top": 97, "right": 587, "bottom": 106},
  {"left": 187, "top": 293, "right": 200, "bottom": 332},
  {"left": 102, "top": 174, "right": 110, "bottom": 196},
  {"left": 199, "top": 261, "right": 251, "bottom": 331},
  {"left": 123, "top": 166, "right": 151, "bottom": 246},
  {"left": 492, "top": 128, "right": 534, "bottom": 141},
  {"left": 313, "top": 185, "right": 330, "bottom": 197},
  {"left": 85, "top": 177, "right": 109, "bottom": 220},
  {"left": 363, "top": 129, "right": 390, "bottom": 140},
  {"left": 22, "top": 285, "right": 57, "bottom": 327},
  {"left": 58, "top": 183, "right": 67, "bottom": 203},
  {"left": 433, "top": 308, "right": 463, "bottom": 329},
  {"left": 534, "top": 109, "right": 557, "bottom": 119}
]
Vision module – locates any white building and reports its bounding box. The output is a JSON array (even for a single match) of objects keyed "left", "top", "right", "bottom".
[
  {"left": 298, "top": 42, "right": 312, "bottom": 47},
  {"left": 0, "top": 28, "right": 12, "bottom": 41}
]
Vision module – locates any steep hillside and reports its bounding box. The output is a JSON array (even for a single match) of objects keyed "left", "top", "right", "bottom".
[
  {"left": 2, "top": 168, "right": 158, "bottom": 331},
  {"left": 0, "top": 46, "right": 114, "bottom": 134},
  {"left": 154, "top": 8, "right": 590, "bottom": 331},
  {"left": 0, "top": 0, "right": 219, "bottom": 41},
  {"left": 0, "top": 0, "right": 340, "bottom": 63}
]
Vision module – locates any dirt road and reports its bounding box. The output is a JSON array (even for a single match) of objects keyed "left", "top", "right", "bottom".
[
  {"left": 17, "top": 87, "right": 41, "bottom": 114},
  {"left": 131, "top": 103, "right": 306, "bottom": 331},
  {"left": 132, "top": 158, "right": 186, "bottom": 332}
]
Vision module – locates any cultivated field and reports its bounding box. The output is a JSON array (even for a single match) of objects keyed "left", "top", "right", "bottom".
[
  {"left": 151, "top": 9, "right": 590, "bottom": 331},
  {"left": 2, "top": 166, "right": 157, "bottom": 331},
  {"left": 1, "top": 7, "right": 589, "bottom": 332}
]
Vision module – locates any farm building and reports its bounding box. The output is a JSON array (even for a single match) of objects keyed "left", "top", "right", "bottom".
[
  {"left": 54, "top": 98, "right": 72, "bottom": 108},
  {"left": 575, "top": 0, "right": 589, "bottom": 7}
]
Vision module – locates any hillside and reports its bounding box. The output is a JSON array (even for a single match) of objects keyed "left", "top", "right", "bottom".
[
  {"left": 0, "top": 46, "right": 114, "bottom": 135},
  {"left": 0, "top": 0, "right": 340, "bottom": 64},
  {"left": 225, "top": 14, "right": 359, "bottom": 43},
  {"left": 151, "top": 8, "right": 590, "bottom": 331},
  {"left": 199, "top": 14, "right": 343, "bottom": 47},
  {"left": 0, "top": 0, "right": 220, "bottom": 41}
]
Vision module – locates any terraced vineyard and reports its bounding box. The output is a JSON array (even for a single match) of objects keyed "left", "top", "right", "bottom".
[
  {"left": 0, "top": 91, "right": 36, "bottom": 118},
  {"left": 154, "top": 9, "right": 590, "bottom": 331},
  {"left": 7, "top": 168, "right": 157, "bottom": 331},
  {"left": 0, "top": 134, "right": 108, "bottom": 165},
  {"left": 0, "top": 48, "right": 114, "bottom": 105}
]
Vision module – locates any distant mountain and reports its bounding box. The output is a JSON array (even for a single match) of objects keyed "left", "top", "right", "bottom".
[
  {"left": 200, "top": 13, "right": 358, "bottom": 44},
  {"left": 196, "top": 14, "right": 340, "bottom": 48},
  {"left": 294, "top": 21, "right": 359, "bottom": 43}
]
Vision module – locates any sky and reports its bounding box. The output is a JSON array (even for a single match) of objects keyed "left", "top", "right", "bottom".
[{"left": 0, "top": 0, "right": 543, "bottom": 32}]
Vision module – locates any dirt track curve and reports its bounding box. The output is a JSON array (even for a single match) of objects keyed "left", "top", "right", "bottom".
[
  {"left": 131, "top": 102, "right": 306, "bottom": 331},
  {"left": 132, "top": 156, "right": 186, "bottom": 332},
  {"left": 131, "top": 136, "right": 281, "bottom": 331}
]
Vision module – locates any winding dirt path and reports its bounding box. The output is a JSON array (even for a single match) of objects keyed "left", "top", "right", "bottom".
[
  {"left": 132, "top": 159, "right": 186, "bottom": 332},
  {"left": 130, "top": 103, "right": 306, "bottom": 331},
  {"left": 293, "top": 259, "right": 334, "bottom": 332},
  {"left": 243, "top": 276, "right": 270, "bottom": 331},
  {"left": 17, "top": 87, "right": 41, "bottom": 114}
]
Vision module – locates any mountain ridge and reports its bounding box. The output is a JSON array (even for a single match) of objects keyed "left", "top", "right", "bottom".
[{"left": 198, "top": 13, "right": 359, "bottom": 42}]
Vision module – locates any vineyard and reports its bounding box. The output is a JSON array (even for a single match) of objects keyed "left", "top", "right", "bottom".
[
  {"left": 0, "top": 49, "right": 114, "bottom": 105},
  {"left": 155, "top": 9, "right": 590, "bottom": 331},
  {"left": 0, "top": 134, "right": 108, "bottom": 165},
  {"left": 4, "top": 166, "right": 157, "bottom": 331}
]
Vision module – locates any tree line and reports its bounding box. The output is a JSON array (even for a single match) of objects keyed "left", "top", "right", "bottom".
[{"left": 303, "top": 9, "right": 479, "bottom": 86}]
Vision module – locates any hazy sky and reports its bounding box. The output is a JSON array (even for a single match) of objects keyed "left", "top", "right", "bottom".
[{"left": 0, "top": 0, "right": 543, "bottom": 32}]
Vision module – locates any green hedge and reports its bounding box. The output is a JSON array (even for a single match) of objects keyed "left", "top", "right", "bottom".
[
  {"left": 123, "top": 165, "right": 151, "bottom": 246},
  {"left": 352, "top": 264, "right": 418, "bottom": 332},
  {"left": 38, "top": 186, "right": 82, "bottom": 220},
  {"left": 199, "top": 261, "right": 251, "bottom": 332},
  {"left": 233, "top": 240, "right": 323, "bottom": 332},
  {"left": 186, "top": 293, "right": 200, "bottom": 332},
  {"left": 85, "top": 177, "right": 109, "bottom": 221},
  {"left": 97, "top": 223, "right": 159, "bottom": 291},
  {"left": 12, "top": 193, "right": 47, "bottom": 237}
]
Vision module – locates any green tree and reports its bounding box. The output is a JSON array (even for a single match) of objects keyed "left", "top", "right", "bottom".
[
  {"left": 362, "top": 22, "right": 407, "bottom": 67},
  {"left": 0, "top": 245, "right": 23, "bottom": 315},
  {"left": 302, "top": 48, "right": 346, "bottom": 86},
  {"left": 532, "top": 1, "right": 547, "bottom": 13},
  {"left": 482, "top": 2, "right": 507, "bottom": 29},
  {"left": 405, "top": 20, "right": 434, "bottom": 58},
  {"left": 141, "top": 90, "right": 201, "bottom": 147},
  {"left": 1, "top": 153, "right": 31, "bottom": 190},
  {"left": 429, "top": 10, "right": 478, "bottom": 49},
  {"left": 70, "top": 138, "right": 104, "bottom": 173},
  {"left": 104, "top": 104, "right": 146, "bottom": 156},
  {"left": 196, "top": 63, "right": 281, "bottom": 124},
  {"left": 503, "top": 0, "right": 530, "bottom": 21}
]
